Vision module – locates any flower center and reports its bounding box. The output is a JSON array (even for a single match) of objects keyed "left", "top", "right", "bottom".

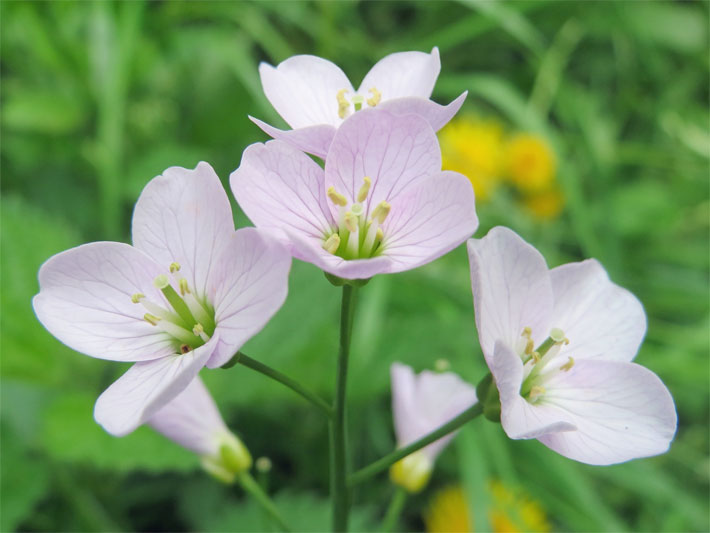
[
  {"left": 132, "top": 262, "right": 216, "bottom": 354},
  {"left": 336, "top": 87, "right": 382, "bottom": 119},
  {"left": 322, "top": 177, "right": 390, "bottom": 260},
  {"left": 516, "top": 326, "right": 572, "bottom": 403}
]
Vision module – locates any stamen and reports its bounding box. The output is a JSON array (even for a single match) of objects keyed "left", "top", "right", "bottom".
[
  {"left": 344, "top": 211, "right": 358, "bottom": 233},
  {"left": 156, "top": 319, "right": 199, "bottom": 345},
  {"left": 371, "top": 201, "right": 391, "bottom": 224},
  {"left": 323, "top": 234, "right": 341, "bottom": 254},
  {"left": 351, "top": 94, "right": 364, "bottom": 112},
  {"left": 346, "top": 224, "right": 359, "bottom": 258},
  {"left": 327, "top": 187, "right": 348, "bottom": 207},
  {"left": 528, "top": 385, "right": 546, "bottom": 402},
  {"left": 154, "top": 275, "right": 198, "bottom": 329},
  {"left": 337, "top": 89, "right": 350, "bottom": 119},
  {"left": 560, "top": 357, "right": 575, "bottom": 372},
  {"left": 193, "top": 323, "right": 210, "bottom": 343},
  {"left": 134, "top": 293, "right": 179, "bottom": 322},
  {"left": 131, "top": 293, "right": 145, "bottom": 304},
  {"left": 144, "top": 313, "right": 161, "bottom": 326},
  {"left": 357, "top": 176, "right": 372, "bottom": 203},
  {"left": 170, "top": 262, "right": 181, "bottom": 273},
  {"left": 367, "top": 87, "right": 381, "bottom": 107},
  {"left": 184, "top": 291, "right": 214, "bottom": 330},
  {"left": 179, "top": 278, "right": 190, "bottom": 296}
]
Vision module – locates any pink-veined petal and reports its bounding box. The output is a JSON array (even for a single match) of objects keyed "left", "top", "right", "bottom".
[
  {"left": 492, "top": 341, "right": 576, "bottom": 440},
  {"left": 324, "top": 109, "right": 441, "bottom": 218},
  {"left": 205, "top": 228, "right": 291, "bottom": 368},
  {"left": 249, "top": 116, "right": 336, "bottom": 159},
  {"left": 467, "top": 227, "right": 554, "bottom": 364},
  {"left": 538, "top": 359, "right": 677, "bottom": 465},
  {"left": 33, "top": 242, "right": 175, "bottom": 362},
  {"left": 132, "top": 162, "right": 234, "bottom": 301},
  {"left": 259, "top": 56, "right": 354, "bottom": 129},
  {"left": 230, "top": 141, "right": 336, "bottom": 242},
  {"left": 383, "top": 171, "right": 478, "bottom": 274},
  {"left": 358, "top": 47, "right": 441, "bottom": 101},
  {"left": 377, "top": 92, "right": 467, "bottom": 132},
  {"left": 147, "top": 376, "right": 227, "bottom": 456},
  {"left": 550, "top": 259, "right": 646, "bottom": 363},
  {"left": 94, "top": 337, "right": 216, "bottom": 436}
]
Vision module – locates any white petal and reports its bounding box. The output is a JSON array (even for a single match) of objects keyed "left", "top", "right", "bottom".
[
  {"left": 147, "top": 376, "right": 227, "bottom": 456},
  {"left": 467, "top": 227, "right": 554, "bottom": 364},
  {"left": 230, "top": 141, "right": 335, "bottom": 241},
  {"left": 377, "top": 92, "right": 467, "bottom": 132},
  {"left": 550, "top": 259, "right": 646, "bottom": 362},
  {"left": 132, "top": 161, "right": 234, "bottom": 301},
  {"left": 358, "top": 47, "right": 441, "bottom": 100},
  {"left": 259, "top": 56, "right": 354, "bottom": 129},
  {"left": 538, "top": 359, "right": 677, "bottom": 465},
  {"left": 205, "top": 228, "right": 291, "bottom": 368},
  {"left": 249, "top": 116, "right": 336, "bottom": 159},
  {"left": 492, "top": 341, "right": 576, "bottom": 440},
  {"left": 94, "top": 337, "right": 216, "bottom": 436},
  {"left": 33, "top": 242, "right": 176, "bottom": 362},
  {"left": 383, "top": 171, "right": 478, "bottom": 274}
]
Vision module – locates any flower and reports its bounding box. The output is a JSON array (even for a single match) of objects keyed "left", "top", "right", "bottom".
[
  {"left": 148, "top": 376, "right": 252, "bottom": 483},
  {"left": 522, "top": 188, "right": 565, "bottom": 220},
  {"left": 389, "top": 362, "right": 477, "bottom": 493},
  {"left": 440, "top": 115, "right": 504, "bottom": 201},
  {"left": 231, "top": 108, "right": 478, "bottom": 280},
  {"left": 33, "top": 162, "right": 291, "bottom": 437},
  {"left": 251, "top": 47, "right": 468, "bottom": 158},
  {"left": 467, "top": 226, "right": 677, "bottom": 465},
  {"left": 504, "top": 134, "right": 556, "bottom": 193}
]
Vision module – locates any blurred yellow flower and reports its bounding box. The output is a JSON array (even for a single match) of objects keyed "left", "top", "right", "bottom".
[
  {"left": 522, "top": 188, "right": 565, "bottom": 220},
  {"left": 505, "top": 134, "right": 556, "bottom": 193},
  {"left": 424, "top": 482, "right": 550, "bottom": 533},
  {"left": 440, "top": 116, "right": 504, "bottom": 201}
]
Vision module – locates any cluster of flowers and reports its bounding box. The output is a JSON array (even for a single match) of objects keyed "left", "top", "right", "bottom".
[{"left": 34, "top": 48, "right": 676, "bottom": 493}]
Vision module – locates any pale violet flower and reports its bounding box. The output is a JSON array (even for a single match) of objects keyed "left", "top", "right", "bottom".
[
  {"left": 468, "top": 227, "right": 677, "bottom": 465},
  {"left": 231, "top": 108, "right": 478, "bottom": 280},
  {"left": 252, "top": 47, "right": 467, "bottom": 158},
  {"left": 389, "top": 362, "right": 477, "bottom": 492},
  {"left": 148, "top": 376, "right": 251, "bottom": 483},
  {"left": 33, "top": 162, "right": 291, "bottom": 437}
]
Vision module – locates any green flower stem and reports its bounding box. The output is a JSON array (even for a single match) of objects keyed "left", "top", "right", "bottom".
[
  {"left": 380, "top": 487, "right": 407, "bottom": 532},
  {"left": 332, "top": 284, "right": 358, "bottom": 532},
  {"left": 238, "top": 472, "right": 291, "bottom": 532},
  {"left": 233, "top": 352, "right": 333, "bottom": 418},
  {"left": 348, "top": 403, "right": 484, "bottom": 487}
]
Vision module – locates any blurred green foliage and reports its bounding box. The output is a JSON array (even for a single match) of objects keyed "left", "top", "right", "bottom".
[{"left": 1, "top": 1, "right": 708, "bottom": 531}]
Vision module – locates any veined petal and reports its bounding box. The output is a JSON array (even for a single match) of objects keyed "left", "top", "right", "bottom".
[
  {"left": 230, "top": 141, "right": 336, "bottom": 241},
  {"left": 147, "top": 376, "right": 227, "bottom": 456},
  {"left": 383, "top": 171, "right": 478, "bottom": 274},
  {"left": 205, "top": 228, "right": 291, "bottom": 369},
  {"left": 249, "top": 117, "right": 336, "bottom": 159},
  {"left": 550, "top": 259, "right": 646, "bottom": 362},
  {"left": 33, "top": 242, "right": 175, "bottom": 362},
  {"left": 132, "top": 162, "right": 234, "bottom": 300},
  {"left": 358, "top": 47, "right": 441, "bottom": 100},
  {"left": 538, "top": 359, "right": 677, "bottom": 465},
  {"left": 259, "top": 55, "right": 354, "bottom": 129},
  {"left": 493, "top": 341, "right": 576, "bottom": 440},
  {"left": 324, "top": 109, "right": 441, "bottom": 218},
  {"left": 378, "top": 92, "right": 467, "bottom": 132},
  {"left": 94, "top": 337, "right": 216, "bottom": 436},
  {"left": 467, "top": 227, "right": 554, "bottom": 364}
]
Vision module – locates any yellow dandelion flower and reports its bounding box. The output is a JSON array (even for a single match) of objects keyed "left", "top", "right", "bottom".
[
  {"left": 424, "top": 482, "right": 550, "bottom": 533},
  {"left": 522, "top": 188, "right": 565, "bottom": 220},
  {"left": 505, "top": 134, "right": 556, "bottom": 193},
  {"left": 439, "top": 116, "right": 504, "bottom": 201}
]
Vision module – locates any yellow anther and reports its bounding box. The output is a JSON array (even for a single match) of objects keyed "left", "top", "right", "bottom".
[
  {"left": 131, "top": 293, "right": 145, "bottom": 304},
  {"left": 153, "top": 274, "right": 169, "bottom": 289},
  {"left": 367, "top": 87, "right": 382, "bottom": 107},
  {"left": 528, "top": 385, "right": 546, "bottom": 401},
  {"left": 193, "top": 323, "right": 204, "bottom": 336},
  {"left": 522, "top": 326, "right": 532, "bottom": 337},
  {"left": 531, "top": 351, "right": 541, "bottom": 363},
  {"left": 375, "top": 227, "right": 384, "bottom": 242},
  {"left": 560, "top": 357, "right": 575, "bottom": 372},
  {"left": 357, "top": 176, "right": 372, "bottom": 203},
  {"left": 169, "top": 262, "right": 181, "bottom": 273},
  {"left": 344, "top": 211, "right": 358, "bottom": 233},
  {"left": 323, "top": 234, "right": 341, "bottom": 254},
  {"left": 524, "top": 338, "right": 535, "bottom": 355},
  {"left": 337, "top": 89, "right": 350, "bottom": 119},
  {"left": 327, "top": 186, "right": 348, "bottom": 207},
  {"left": 144, "top": 313, "right": 161, "bottom": 326},
  {"left": 179, "top": 278, "right": 190, "bottom": 296},
  {"left": 371, "top": 201, "right": 391, "bottom": 224}
]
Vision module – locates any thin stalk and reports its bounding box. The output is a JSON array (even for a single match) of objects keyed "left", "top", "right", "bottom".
[
  {"left": 236, "top": 352, "right": 333, "bottom": 418},
  {"left": 238, "top": 472, "right": 291, "bottom": 532},
  {"left": 349, "top": 403, "right": 484, "bottom": 487},
  {"left": 380, "top": 487, "right": 407, "bottom": 532},
  {"left": 332, "top": 284, "right": 358, "bottom": 531}
]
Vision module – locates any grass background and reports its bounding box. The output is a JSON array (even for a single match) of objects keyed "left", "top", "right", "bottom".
[{"left": 1, "top": 1, "right": 708, "bottom": 531}]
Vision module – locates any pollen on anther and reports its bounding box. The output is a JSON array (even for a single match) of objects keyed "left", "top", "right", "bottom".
[
  {"left": 169, "top": 262, "right": 181, "bottom": 273},
  {"left": 529, "top": 385, "right": 546, "bottom": 401},
  {"left": 560, "top": 357, "right": 575, "bottom": 372},
  {"left": 179, "top": 278, "right": 190, "bottom": 296},
  {"left": 144, "top": 313, "right": 161, "bottom": 326},
  {"left": 131, "top": 293, "right": 145, "bottom": 304},
  {"left": 367, "top": 87, "right": 381, "bottom": 107}
]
